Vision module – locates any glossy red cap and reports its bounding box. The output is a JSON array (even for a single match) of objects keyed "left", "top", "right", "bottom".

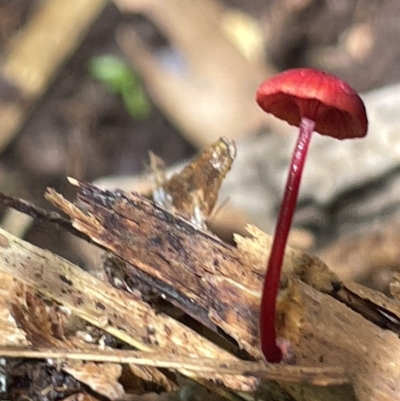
[{"left": 256, "top": 68, "right": 368, "bottom": 139}]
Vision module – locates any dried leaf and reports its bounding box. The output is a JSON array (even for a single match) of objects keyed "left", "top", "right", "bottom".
[{"left": 152, "top": 137, "right": 236, "bottom": 228}]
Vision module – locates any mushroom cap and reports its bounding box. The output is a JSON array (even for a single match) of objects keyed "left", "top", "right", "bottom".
[{"left": 256, "top": 68, "right": 368, "bottom": 139}]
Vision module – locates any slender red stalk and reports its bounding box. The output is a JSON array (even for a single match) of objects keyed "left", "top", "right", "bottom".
[{"left": 260, "top": 116, "right": 315, "bottom": 362}]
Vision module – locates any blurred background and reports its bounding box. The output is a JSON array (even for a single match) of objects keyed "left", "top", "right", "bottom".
[{"left": 1, "top": 0, "right": 400, "bottom": 293}]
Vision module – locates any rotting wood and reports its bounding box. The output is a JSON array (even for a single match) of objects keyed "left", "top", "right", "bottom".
[
  {"left": 0, "top": 178, "right": 397, "bottom": 399},
  {"left": 10, "top": 284, "right": 177, "bottom": 393},
  {"left": 42, "top": 179, "right": 400, "bottom": 401},
  {"left": 0, "top": 228, "right": 258, "bottom": 393},
  {"left": 0, "top": 272, "right": 28, "bottom": 346},
  {"left": 0, "top": 227, "right": 353, "bottom": 401},
  {"left": 0, "top": 136, "right": 399, "bottom": 399},
  {"left": 46, "top": 181, "right": 339, "bottom": 355}
]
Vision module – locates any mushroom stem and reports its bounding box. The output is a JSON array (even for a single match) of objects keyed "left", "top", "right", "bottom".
[{"left": 260, "top": 116, "right": 315, "bottom": 363}]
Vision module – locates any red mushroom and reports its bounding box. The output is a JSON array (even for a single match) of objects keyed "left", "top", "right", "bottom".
[{"left": 256, "top": 68, "right": 368, "bottom": 363}]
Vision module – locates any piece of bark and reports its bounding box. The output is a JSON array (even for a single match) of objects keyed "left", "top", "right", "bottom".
[
  {"left": 45, "top": 184, "right": 274, "bottom": 350},
  {"left": 44, "top": 181, "right": 400, "bottom": 401},
  {"left": 47, "top": 182, "right": 338, "bottom": 352},
  {"left": 0, "top": 191, "right": 88, "bottom": 242}
]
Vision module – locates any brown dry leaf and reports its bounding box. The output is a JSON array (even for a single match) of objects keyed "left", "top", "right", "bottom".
[
  {"left": 100, "top": 139, "right": 246, "bottom": 242},
  {"left": 114, "top": 0, "right": 270, "bottom": 147},
  {"left": 151, "top": 137, "right": 236, "bottom": 228},
  {"left": 63, "top": 362, "right": 124, "bottom": 401}
]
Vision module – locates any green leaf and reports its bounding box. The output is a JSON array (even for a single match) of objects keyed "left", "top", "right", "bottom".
[
  {"left": 88, "top": 55, "right": 151, "bottom": 120},
  {"left": 88, "top": 55, "right": 137, "bottom": 93},
  {"left": 121, "top": 83, "right": 151, "bottom": 121}
]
